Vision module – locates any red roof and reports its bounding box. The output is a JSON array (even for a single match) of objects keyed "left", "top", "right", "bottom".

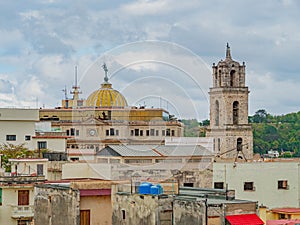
[
  {"left": 226, "top": 214, "right": 264, "bottom": 225},
  {"left": 267, "top": 219, "right": 300, "bottom": 225},
  {"left": 271, "top": 208, "right": 300, "bottom": 214}
]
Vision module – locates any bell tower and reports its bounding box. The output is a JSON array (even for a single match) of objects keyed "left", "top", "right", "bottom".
[{"left": 206, "top": 44, "right": 253, "bottom": 159}]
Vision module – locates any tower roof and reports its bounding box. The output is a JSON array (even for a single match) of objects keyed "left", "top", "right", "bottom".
[{"left": 86, "top": 63, "right": 128, "bottom": 108}]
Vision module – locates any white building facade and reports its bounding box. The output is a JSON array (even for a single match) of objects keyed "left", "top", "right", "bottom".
[
  {"left": 213, "top": 161, "right": 300, "bottom": 209},
  {"left": 0, "top": 108, "right": 39, "bottom": 150}
]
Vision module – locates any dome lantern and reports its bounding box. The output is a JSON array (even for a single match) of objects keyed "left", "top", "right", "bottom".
[{"left": 86, "top": 63, "right": 128, "bottom": 108}]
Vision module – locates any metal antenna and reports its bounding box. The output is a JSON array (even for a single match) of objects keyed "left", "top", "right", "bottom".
[{"left": 75, "top": 65, "right": 78, "bottom": 87}]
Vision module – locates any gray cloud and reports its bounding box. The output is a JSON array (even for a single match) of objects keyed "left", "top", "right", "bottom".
[{"left": 0, "top": 0, "right": 299, "bottom": 119}]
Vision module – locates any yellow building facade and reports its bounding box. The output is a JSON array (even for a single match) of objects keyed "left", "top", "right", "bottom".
[{"left": 40, "top": 65, "right": 183, "bottom": 160}]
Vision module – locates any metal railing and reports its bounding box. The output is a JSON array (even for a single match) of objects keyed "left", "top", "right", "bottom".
[{"left": 11, "top": 205, "right": 34, "bottom": 219}]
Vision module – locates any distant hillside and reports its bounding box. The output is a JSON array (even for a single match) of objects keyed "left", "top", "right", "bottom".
[
  {"left": 250, "top": 109, "right": 300, "bottom": 156},
  {"left": 181, "top": 119, "right": 209, "bottom": 137},
  {"left": 182, "top": 110, "right": 300, "bottom": 157}
]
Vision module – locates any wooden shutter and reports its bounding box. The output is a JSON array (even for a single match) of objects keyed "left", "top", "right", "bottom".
[
  {"left": 18, "top": 190, "right": 29, "bottom": 205},
  {"left": 80, "top": 210, "right": 90, "bottom": 225}
]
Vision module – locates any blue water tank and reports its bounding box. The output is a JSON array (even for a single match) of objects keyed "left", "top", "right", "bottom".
[
  {"left": 156, "top": 184, "right": 163, "bottom": 194},
  {"left": 150, "top": 185, "right": 159, "bottom": 195},
  {"left": 139, "top": 182, "right": 153, "bottom": 194},
  {"left": 150, "top": 184, "right": 164, "bottom": 195}
]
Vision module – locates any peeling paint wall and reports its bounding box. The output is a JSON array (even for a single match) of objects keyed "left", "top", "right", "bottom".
[
  {"left": 112, "top": 194, "right": 173, "bottom": 225},
  {"left": 173, "top": 199, "right": 206, "bottom": 225},
  {"left": 34, "top": 185, "right": 80, "bottom": 225}
]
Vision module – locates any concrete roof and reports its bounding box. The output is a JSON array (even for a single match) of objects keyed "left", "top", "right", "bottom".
[
  {"left": 97, "top": 144, "right": 213, "bottom": 157},
  {"left": 105, "top": 145, "right": 160, "bottom": 157},
  {"left": 155, "top": 145, "right": 213, "bottom": 157}
]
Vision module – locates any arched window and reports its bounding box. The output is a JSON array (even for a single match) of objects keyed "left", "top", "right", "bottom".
[
  {"left": 233, "top": 101, "right": 239, "bottom": 125},
  {"left": 215, "top": 74, "right": 218, "bottom": 86},
  {"left": 215, "top": 100, "right": 219, "bottom": 126},
  {"left": 237, "top": 138, "right": 243, "bottom": 151},
  {"left": 218, "top": 70, "right": 222, "bottom": 87},
  {"left": 230, "top": 70, "right": 236, "bottom": 86}
]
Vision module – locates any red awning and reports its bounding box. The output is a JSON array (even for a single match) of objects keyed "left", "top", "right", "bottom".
[
  {"left": 226, "top": 214, "right": 264, "bottom": 225},
  {"left": 79, "top": 189, "right": 111, "bottom": 196}
]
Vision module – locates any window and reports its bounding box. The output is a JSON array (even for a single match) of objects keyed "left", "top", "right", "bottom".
[
  {"left": 106, "top": 130, "right": 109, "bottom": 136},
  {"left": 130, "top": 130, "right": 134, "bottom": 136},
  {"left": 140, "top": 130, "right": 143, "bottom": 136},
  {"left": 25, "top": 135, "right": 31, "bottom": 141},
  {"left": 214, "top": 182, "right": 224, "bottom": 189},
  {"left": 6, "top": 135, "right": 16, "bottom": 141},
  {"left": 110, "top": 128, "right": 115, "bottom": 136},
  {"left": 171, "top": 130, "right": 175, "bottom": 136},
  {"left": 18, "top": 221, "right": 31, "bottom": 225},
  {"left": 70, "top": 128, "right": 75, "bottom": 136},
  {"left": 156, "top": 130, "right": 159, "bottom": 136},
  {"left": 134, "top": 129, "right": 139, "bottom": 136},
  {"left": 76, "top": 130, "right": 80, "bottom": 136},
  {"left": 166, "top": 129, "right": 170, "bottom": 136},
  {"left": 150, "top": 129, "right": 155, "bottom": 136},
  {"left": 18, "top": 190, "right": 29, "bottom": 205},
  {"left": 124, "top": 159, "right": 152, "bottom": 164},
  {"left": 215, "top": 100, "right": 219, "bottom": 126},
  {"left": 162, "top": 130, "right": 165, "bottom": 136},
  {"left": 230, "top": 70, "right": 236, "bottom": 86},
  {"left": 184, "top": 183, "right": 194, "bottom": 187},
  {"left": 237, "top": 138, "right": 243, "bottom": 152},
  {"left": 233, "top": 101, "right": 239, "bottom": 125},
  {"left": 278, "top": 180, "right": 288, "bottom": 190},
  {"left": 38, "top": 141, "right": 47, "bottom": 149},
  {"left": 66, "top": 130, "right": 70, "bottom": 135},
  {"left": 71, "top": 157, "right": 79, "bottom": 161},
  {"left": 121, "top": 209, "right": 126, "bottom": 220},
  {"left": 279, "top": 213, "right": 286, "bottom": 219},
  {"left": 146, "top": 130, "right": 150, "bottom": 136},
  {"left": 80, "top": 210, "right": 90, "bottom": 225},
  {"left": 244, "top": 182, "right": 255, "bottom": 191},
  {"left": 37, "top": 164, "right": 44, "bottom": 176}
]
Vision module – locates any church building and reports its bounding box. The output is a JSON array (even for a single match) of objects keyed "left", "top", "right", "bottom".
[
  {"left": 39, "top": 64, "right": 184, "bottom": 160},
  {"left": 206, "top": 44, "right": 253, "bottom": 160}
]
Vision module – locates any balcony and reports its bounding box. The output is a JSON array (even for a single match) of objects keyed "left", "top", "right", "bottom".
[
  {"left": 0, "top": 175, "right": 46, "bottom": 184},
  {"left": 11, "top": 205, "right": 34, "bottom": 219}
]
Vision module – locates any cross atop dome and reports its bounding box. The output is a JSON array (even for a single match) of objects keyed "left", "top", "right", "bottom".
[{"left": 102, "top": 63, "right": 109, "bottom": 83}]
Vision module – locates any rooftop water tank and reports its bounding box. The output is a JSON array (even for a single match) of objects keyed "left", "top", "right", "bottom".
[
  {"left": 150, "top": 184, "right": 164, "bottom": 195},
  {"left": 138, "top": 182, "right": 153, "bottom": 194}
]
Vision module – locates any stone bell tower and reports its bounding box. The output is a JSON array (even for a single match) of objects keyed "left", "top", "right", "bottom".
[{"left": 206, "top": 44, "right": 253, "bottom": 159}]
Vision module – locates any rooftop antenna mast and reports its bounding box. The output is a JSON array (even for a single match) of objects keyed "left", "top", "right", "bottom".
[
  {"left": 62, "top": 85, "right": 68, "bottom": 100},
  {"left": 75, "top": 65, "right": 78, "bottom": 87}
]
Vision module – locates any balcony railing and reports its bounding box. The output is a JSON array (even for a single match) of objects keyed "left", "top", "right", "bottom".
[
  {"left": 0, "top": 175, "right": 46, "bottom": 184},
  {"left": 11, "top": 205, "right": 34, "bottom": 219}
]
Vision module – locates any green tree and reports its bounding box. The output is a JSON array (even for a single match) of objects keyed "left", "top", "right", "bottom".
[{"left": 0, "top": 143, "right": 34, "bottom": 172}]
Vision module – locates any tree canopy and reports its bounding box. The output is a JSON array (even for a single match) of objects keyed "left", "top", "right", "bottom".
[
  {"left": 0, "top": 143, "right": 34, "bottom": 172},
  {"left": 182, "top": 110, "right": 300, "bottom": 157}
]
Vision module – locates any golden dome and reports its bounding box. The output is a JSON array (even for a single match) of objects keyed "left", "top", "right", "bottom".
[{"left": 86, "top": 66, "right": 128, "bottom": 108}]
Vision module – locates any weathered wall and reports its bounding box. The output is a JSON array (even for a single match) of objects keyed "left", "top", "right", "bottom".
[
  {"left": 225, "top": 202, "right": 256, "bottom": 215},
  {"left": 112, "top": 194, "right": 173, "bottom": 225},
  {"left": 34, "top": 185, "right": 80, "bottom": 225},
  {"left": 173, "top": 199, "right": 206, "bottom": 225},
  {"left": 111, "top": 164, "right": 213, "bottom": 189}
]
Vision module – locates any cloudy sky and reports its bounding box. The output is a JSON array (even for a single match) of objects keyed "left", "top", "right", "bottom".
[{"left": 0, "top": 0, "right": 299, "bottom": 120}]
